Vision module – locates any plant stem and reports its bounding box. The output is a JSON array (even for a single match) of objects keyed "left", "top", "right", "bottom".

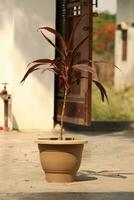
[{"left": 59, "top": 89, "right": 68, "bottom": 140}]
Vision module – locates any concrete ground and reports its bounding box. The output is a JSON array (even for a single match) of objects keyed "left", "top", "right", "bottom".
[{"left": 0, "top": 130, "right": 134, "bottom": 199}]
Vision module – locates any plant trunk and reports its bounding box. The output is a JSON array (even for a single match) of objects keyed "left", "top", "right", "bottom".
[{"left": 59, "top": 89, "right": 68, "bottom": 140}]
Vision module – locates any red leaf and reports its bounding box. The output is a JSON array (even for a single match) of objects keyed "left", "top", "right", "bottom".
[
  {"left": 21, "top": 59, "right": 54, "bottom": 83},
  {"left": 39, "top": 30, "right": 64, "bottom": 57},
  {"left": 72, "top": 34, "right": 90, "bottom": 57},
  {"left": 92, "top": 79, "right": 109, "bottom": 103},
  {"left": 21, "top": 67, "right": 40, "bottom": 83},
  {"left": 41, "top": 67, "right": 57, "bottom": 74},
  {"left": 67, "top": 15, "right": 86, "bottom": 50},
  {"left": 27, "top": 59, "right": 53, "bottom": 67},
  {"left": 39, "top": 27, "right": 67, "bottom": 56},
  {"left": 72, "top": 64, "right": 93, "bottom": 73},
  {"left": 88, "top": 60, "right": 121, "bottom": 71},
  {"left": 45, "top": 27, "right": 67, "bottom": 53}
]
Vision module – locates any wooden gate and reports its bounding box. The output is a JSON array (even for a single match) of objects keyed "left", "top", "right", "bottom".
[{"left": 55, "top": 0, "right": 96, "bottom": 125}]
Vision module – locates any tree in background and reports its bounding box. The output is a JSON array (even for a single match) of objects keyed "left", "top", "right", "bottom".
[
  {"left": 95, "top": 23, "right": 115, "bottom": 55},
  {"left": 93, "top": 12, "right": 116, "bottom": 84}
]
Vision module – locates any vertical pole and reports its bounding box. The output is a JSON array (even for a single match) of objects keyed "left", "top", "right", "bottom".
[
  {"left": 122, "top": 30, "right": 127, "bottom": 61},
  {"left": 87, "top": 0, "right": 93, "bottom": 125},
  {"left": 56, "top": 0, "right": 67, "bottom": 37},
  {"left": 83, "top": 0, "right": 93, "bottom": 125},
  {"left": 54, "top": 0, "right": 67, "bottom": 123},
  {"left": 4, "top": 100, "right": 8, "bottom": 131}
]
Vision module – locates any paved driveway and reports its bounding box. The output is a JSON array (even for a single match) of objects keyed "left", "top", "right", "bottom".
[{"left": 0, "top": 130, "right": 134, "bottom": 199}]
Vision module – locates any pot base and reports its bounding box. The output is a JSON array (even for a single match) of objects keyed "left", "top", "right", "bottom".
[
  {"left": 45, "top": 172, "right": 74, "bottom": 182},
  {"left": 36, "top": 139, "right": 87, "bottom": 183}
]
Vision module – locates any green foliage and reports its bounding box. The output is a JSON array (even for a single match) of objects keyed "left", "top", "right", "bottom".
[
  {"left": 92, "top": 12, "right": 133, "bottom": 121},
  {"left": 93, "top": 11, "right": 116, "bottom": 84},
  {"left": 93, "top": 11, "right": 116, "bottom": 58},
  {"left": 92, "top": 85, "right": 134, "bottom": 120}
]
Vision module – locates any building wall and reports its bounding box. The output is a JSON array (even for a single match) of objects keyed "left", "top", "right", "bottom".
[
  {"left": 115, "top": 0, "right": 134, "bottom": 88},
  {"left": 0, "top": 0, "right": 14, "bottom": 127},
  {"left": 0, "top": 0, "right": 55, "bottom": 131}
]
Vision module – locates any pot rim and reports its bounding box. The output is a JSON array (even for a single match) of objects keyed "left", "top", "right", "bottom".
[{"left": 35, "top": 138, "right": 88, "bottom": 145}]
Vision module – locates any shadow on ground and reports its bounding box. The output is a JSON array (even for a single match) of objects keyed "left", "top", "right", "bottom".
[
  {"left": 64, "top": 121, "right": 134, "bottom": 133},
  {"left": 76, "top": 170, "right": 130, "bottom": 181},
  {"left": 75, "top": 169, "right": 134, "bottom": 182},
  {"left": 1, "top": 192, "right": 134, "bottom": 200},
  {"left": 77, "top": 170, "right": 134, "bottom": 181}
]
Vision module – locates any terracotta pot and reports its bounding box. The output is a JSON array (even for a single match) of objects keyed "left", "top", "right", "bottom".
[{"left": 36, "top": 138, "right": 87, "bottom": 182}]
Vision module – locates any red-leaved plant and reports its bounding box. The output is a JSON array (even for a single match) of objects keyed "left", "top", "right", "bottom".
[{"left": 21, "top": 17, "right": 110, "bottom": 140}]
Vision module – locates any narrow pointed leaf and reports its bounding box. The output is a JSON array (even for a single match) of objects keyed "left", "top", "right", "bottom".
[
  {"left": 67, "top": 14, "right": 86, "bottom": 50},
  {"left": 50, "top": 58, "right": 64, "bottom": 69},
  {"left": 41, "top": 68, "right": 57, "bottom": 74},
  {"left": 27, "top": 59, "right": 53, "bottom": 68},
  {"left": 72, "top": 34, "right": 90, "bottom": 57},
  {"left": 39, "top": 27, "right": 67, "bottom": 55},
  {"left": 92, "top": 79, "right": 109, "bottom": 103},
  {"left": 21, "top": 67, "right": 40, "bottom": 83},
  {"left": 88, "top": 60, "right": 121, "bottom": 71},
  {"left": 21, "top": 60, "right": 53, "bottom": 83},
  {"left": 72, "top": 64, "right": 93, "bottom": 73},
  {"left": 40, "top": 30, "right": 64, "bottom": 57}
]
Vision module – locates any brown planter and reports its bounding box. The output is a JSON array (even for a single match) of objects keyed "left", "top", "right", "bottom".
[{"left": 36, "top": 138, "right": 87, "bottom": 182}]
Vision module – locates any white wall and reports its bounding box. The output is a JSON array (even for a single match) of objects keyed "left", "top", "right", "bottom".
[
  {"left": 0, "top": 0, "right": 56, "bottom": 131},
  {"left": 115, "top": 0, "right": 134, "bottom": 88},
  {"left": 0, "top": 0, "right": 14, "bottom": 127}
]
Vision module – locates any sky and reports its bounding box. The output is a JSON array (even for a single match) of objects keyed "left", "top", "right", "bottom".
[{"left": 96, "top": 0, "right": 117, "bottom": 14}]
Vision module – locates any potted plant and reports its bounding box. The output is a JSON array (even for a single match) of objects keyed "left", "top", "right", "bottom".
[{"left": 21, "top": 17, "right": 109, "bottom": 182}]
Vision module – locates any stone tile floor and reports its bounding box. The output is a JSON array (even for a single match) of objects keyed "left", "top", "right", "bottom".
[{"left": 0, "top": 130, "right": 134, "bottom": 199}]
